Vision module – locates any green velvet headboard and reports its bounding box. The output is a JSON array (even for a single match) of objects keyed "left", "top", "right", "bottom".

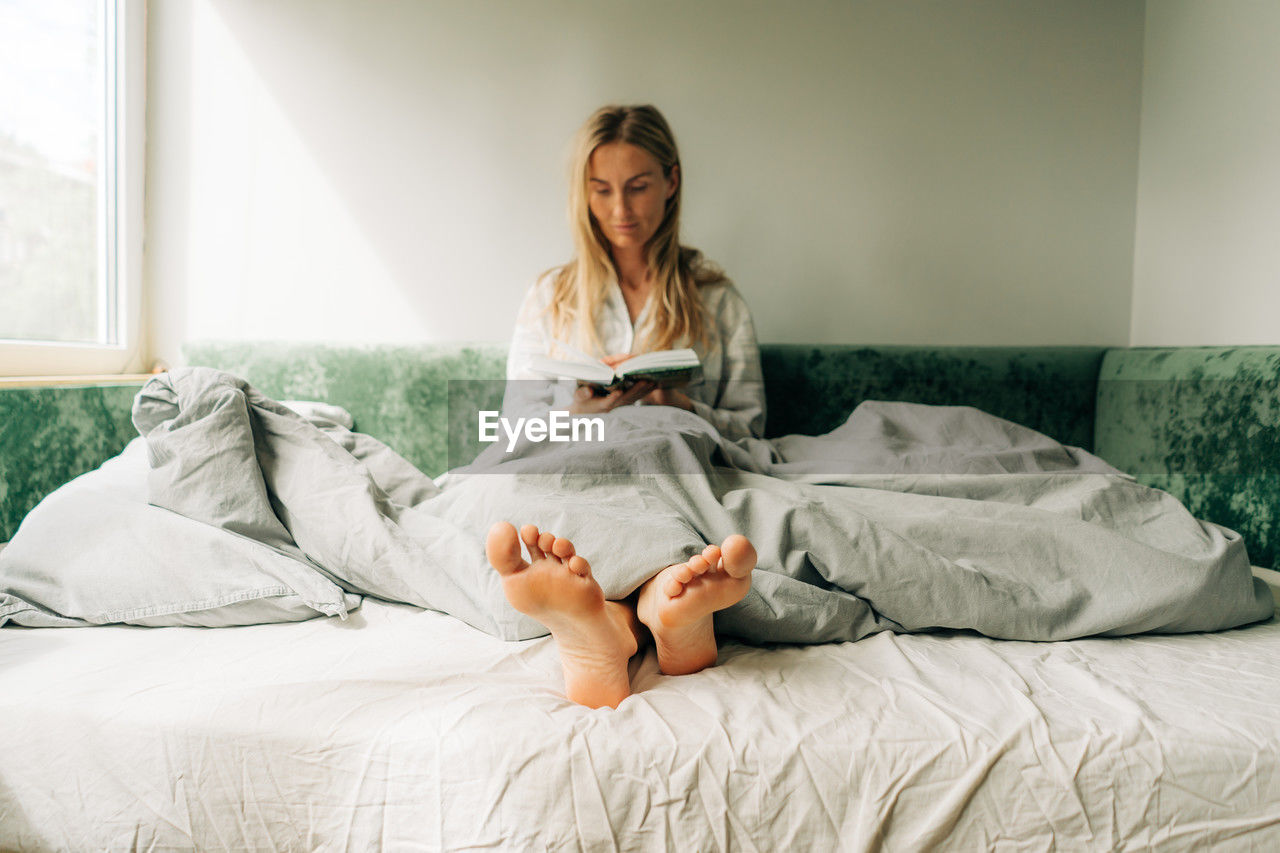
[
  {"left": 3, "top": 342, "right": 1276, "bottom": 574},
  {"left": 182, "top": 341, "right": 511, "bottom": 485},
  {"left": 1095, "top": 347, "right": 1280, "bottom": 571},
  {"left": 760, "top": 345, "right": 1105, "bottom": 447},
  {"left": 0, "top": 383, "right": 144, "bottom": 545},
  {"left": 181, "top": 341, "right": 1106, "bottom": 470}
]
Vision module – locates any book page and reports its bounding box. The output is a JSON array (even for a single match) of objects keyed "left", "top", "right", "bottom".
[{"left": 616, "top": 349, "right": 699, "bottom": 374}]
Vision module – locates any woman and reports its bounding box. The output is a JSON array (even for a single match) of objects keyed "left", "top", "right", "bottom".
[
  {"left": 504, "top": 104, "right": 766, "bottom": 440},
  {"left": 490, "top": 104, "right": 765, "bottom": 709}
]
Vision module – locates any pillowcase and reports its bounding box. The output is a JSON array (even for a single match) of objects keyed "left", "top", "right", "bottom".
[{"left": 0, "top": 438, "right": 360, "bottom": 628}]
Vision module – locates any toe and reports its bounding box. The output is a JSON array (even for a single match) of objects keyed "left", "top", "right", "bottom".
[
  {"left": 664, "top": 576, "right": 685, "bottom": 597},
  {"left": 486, "top": 522, "right": 526, "bottom": 576},
  {"left": 568, "top": 555, "right": 591, "bottom": 577},
  {"left": 520, "top": 524, "right": 545, "bottom": 559},
  {"left": 687, "top": 555, "right": 712, "bottom": 576},
  {"left": 538, "top": 531, "right": 557, "bottom": 557},
  {"left": 552, "top": 537, "right": 575, "bottom": 559},
  {"left": 673, "top": 563, "right": 695, "bottom": 583},
  {"left": 702, "top": 544, "right": 721, "bottom": 565},
  {"left": 720, "top": 535, "right": 757, "bottom": 578}
]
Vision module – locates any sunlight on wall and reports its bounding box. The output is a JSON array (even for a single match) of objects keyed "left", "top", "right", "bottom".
[{"left": 151, "top": 2, "right": 424, "bottom": 362}]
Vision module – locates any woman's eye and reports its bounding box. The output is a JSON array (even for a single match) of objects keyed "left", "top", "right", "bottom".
[{"left": 628, "top": 184, "right": 649, "bottom": 193}]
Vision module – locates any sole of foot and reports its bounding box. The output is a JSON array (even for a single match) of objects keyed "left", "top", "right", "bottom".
[
  {"left": 486, "top": 521, "right": 638, "bottom": 709},
  {"left": 637, "top": 535, "right": 756, "bottom": 676}
]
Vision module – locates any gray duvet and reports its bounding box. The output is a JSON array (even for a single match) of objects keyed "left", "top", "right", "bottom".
[{"left": 5, "top": 368, "right": 1273, "bottom": 641}]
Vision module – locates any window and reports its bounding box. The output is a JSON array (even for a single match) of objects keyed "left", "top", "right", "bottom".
[{"left": 0, "top": 0, "right": 144, "bottom": 377}]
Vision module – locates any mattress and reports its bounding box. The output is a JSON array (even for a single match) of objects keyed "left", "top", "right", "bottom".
[{"left": 3, "top": 571, "right": 1280, "bottom": 851}]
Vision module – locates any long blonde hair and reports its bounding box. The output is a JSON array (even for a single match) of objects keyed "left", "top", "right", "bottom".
[{"left": 545, "top": 104, "right": 724, "bottom": 356}]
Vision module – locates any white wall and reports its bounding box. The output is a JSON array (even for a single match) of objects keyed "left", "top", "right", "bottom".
[
  {"left": 145, "top": 0, "right": 1146, "bottom": 365},
  {"left": 1131, "top": 0, "right": 1280, "bottom": 346}
]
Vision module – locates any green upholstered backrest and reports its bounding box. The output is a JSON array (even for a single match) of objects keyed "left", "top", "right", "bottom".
[
  {"left": 11, "top": 341, "right": 1277, "bottom": 565},
  {"left": 1, "top": 342, "right": 1108, "bottom": 541},
  {"left": 761, "top": 345, "right": 1106, "bottom": 448},
  {"left": 182, "top": 341, "right": 510, "bottom": 483},
  {"left": 0, "top": 383, "right": 145, "bottom": 543},
  {"left": 184, "top": 341, "right": 1106, "bottom": 469},
  {"left": 1094, "top": 347, "right": 1280, "bottom": 571}
]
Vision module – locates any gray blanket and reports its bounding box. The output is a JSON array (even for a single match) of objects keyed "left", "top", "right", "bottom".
[{"left": 115, "top": 367, "right": 1273, "bottom": 644}]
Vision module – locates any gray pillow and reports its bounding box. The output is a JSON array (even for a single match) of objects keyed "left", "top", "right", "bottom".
[{"left": 0, "top": 438, "right": 360, "bottom": 628}]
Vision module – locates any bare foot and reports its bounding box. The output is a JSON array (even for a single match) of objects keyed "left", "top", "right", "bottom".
[
  {"left": 635, "top": 535, "right": 756, "bottom": 676},
  {"left": 486, "top": 521, "right": 639, "bottom": 709}
]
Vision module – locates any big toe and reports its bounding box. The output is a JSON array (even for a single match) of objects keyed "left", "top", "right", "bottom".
[
  {"left": 720, "top": 535, "right": 757, "bottom": 578},
  {"left": 486, "top": 521, "right": 526, "bottom": 576}
]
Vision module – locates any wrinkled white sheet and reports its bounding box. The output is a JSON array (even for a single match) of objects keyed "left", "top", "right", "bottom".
[{"left": 3, "top": 572, "right": 1280, "bottom": 851}]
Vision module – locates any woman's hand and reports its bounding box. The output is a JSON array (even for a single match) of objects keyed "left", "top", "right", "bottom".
[
  {"left": 567, "top": 353, "right": 647, "bottom": 414},
  {"left": 596, "top": 350, "right": 691, "bottom": 412},
  {"left": 569, "top": 353, "right": 693, "bottom": 413},
  {"left": 568, "top": 380, "right": 656, "bottom": 415},
  {"left": 640, "top": 387, "right": 695, "bottom": 411}
]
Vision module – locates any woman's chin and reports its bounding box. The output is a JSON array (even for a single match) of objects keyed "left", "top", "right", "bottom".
[
  {"left": 609, "top": 235, "right": 645, "bottom": 252},
  {"left": 607, "top": 230, "right": 647, "bottom": 249}
]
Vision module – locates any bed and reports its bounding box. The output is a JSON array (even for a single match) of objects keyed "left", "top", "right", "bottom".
[
  {"left": 3, "top": 567, "right": 1279, "bottom": 850},
  {"left": 2, "top": 342, "right": 1278, "bottom": 851},
  {"left": 3, "top": 568, "right": 1279, "bottom": 850}
]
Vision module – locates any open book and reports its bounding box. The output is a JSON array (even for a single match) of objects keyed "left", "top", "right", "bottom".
[{"left": 527, "top": 345, "right": 702, "bottom": 391}]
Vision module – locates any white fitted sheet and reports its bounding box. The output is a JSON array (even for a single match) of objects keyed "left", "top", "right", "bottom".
[{"left": 3, "top": 571, "right": 1280, "bottom": 851}]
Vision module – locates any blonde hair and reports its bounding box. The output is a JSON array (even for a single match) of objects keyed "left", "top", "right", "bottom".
[{"left": 545, "top": 104, "right": 724, "bottom": 356}]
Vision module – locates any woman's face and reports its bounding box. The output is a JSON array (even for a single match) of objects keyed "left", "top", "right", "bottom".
[{"left": 586, "top": 141, "right": 678, "bottom": 254}]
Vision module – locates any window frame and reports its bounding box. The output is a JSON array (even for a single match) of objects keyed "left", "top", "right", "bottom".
[{"left": 0, "top": 0, "right": 147, "bottom": 379}]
